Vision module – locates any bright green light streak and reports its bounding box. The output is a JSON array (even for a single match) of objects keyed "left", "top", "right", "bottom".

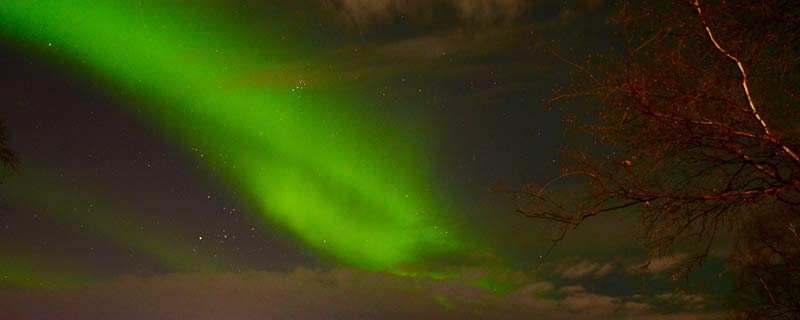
[{"left": 0, "top": 1, "right": 468, "bottom": 269}]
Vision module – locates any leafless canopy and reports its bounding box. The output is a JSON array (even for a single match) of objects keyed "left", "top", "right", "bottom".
[{"left": 514, "top": 0, "right": 800, "bottom": 275}]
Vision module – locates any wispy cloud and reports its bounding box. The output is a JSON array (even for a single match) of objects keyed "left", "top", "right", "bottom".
[
  {"left": 320, "top": 0, "right": 531, "bottom": 28},
  {"left": 626, "top": 255, "right": 687, "bottom": 275},
  {"left": 0, "top": 268, "right": 725, "bottom": 320},
  {"left": 561, "top": 260, "right": 616, "bottom": 279},
  {"left": 548, "top": 256, "right": 617, "bottom": 279}
]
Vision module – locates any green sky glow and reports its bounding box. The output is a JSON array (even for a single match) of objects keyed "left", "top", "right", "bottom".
[
  {"left": 0, "top": 1, "right": 468, "bottom": 269},
  {"left": 0, "top": 249, "right": 94, "bottom": 291},
  {"left": 6, "top": 172, "right": 231, "bottom": 273}
]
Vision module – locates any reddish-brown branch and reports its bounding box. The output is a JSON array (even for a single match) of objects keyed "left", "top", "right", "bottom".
[{"left": 692, "top": 0, "right": 800, "bottom": 166}]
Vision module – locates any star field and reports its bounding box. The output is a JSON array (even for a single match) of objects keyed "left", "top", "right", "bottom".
[{"left": 0, "top": 1, "right": 732, "bottom": 318}]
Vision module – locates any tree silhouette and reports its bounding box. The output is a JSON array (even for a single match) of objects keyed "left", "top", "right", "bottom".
[
  {"left": 0, "top": 121, "right": 17, "bottom": 171},
  {"left": 514, "top": 0, "right": 800, "bottom": 316},
  {"left": 731, "top": 205, "right": 800, "bottom": 318}
]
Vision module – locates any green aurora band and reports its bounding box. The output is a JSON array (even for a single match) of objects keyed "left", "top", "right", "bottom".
[
  {"left": 0, "top": 1, "right": 468, "bottom": 269},
  {"left": 6, "top": 172, "right": 232, "bottom": 273},
  {"left": 0, "top": 247, "right": 94, "bottom": 291}
]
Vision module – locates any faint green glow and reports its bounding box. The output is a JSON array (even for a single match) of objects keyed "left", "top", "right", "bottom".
[
  {"left": 0, "top": 260, "right": 71, "bottom": 291},
  {"left": 435, "top": 295, "right": 455, "bottom": 310},
  {"left": 0, "top": 247, "right": 94, "bottom": 291},
  {"left": 390, "top": 268, "right": 461, "bottom": 280},
  {"left": 0, "top": 1, "right": 467, "bottom": 269},
  {"left": 7, "top": 173, "right": 229, "bottom": 273},
  {"left": 470, "top": 272, "right": 527, "bottom": 294}
]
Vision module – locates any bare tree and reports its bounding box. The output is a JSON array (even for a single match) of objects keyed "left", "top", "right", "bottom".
[
  {"left": 731, "top": 204, "right": 800, "bottom": 319},
  {"left": 513, "top": 0, "right": 800, "bottom": 315},
  {"left": 0, "top": 121, "right": 17, "bottom": 172}
]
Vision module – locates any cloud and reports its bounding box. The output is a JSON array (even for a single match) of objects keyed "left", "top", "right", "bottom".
[
  {"left": 453, "top": 0, "right": 527, "bottom": 22},
  {"left": 561, "top": 261, "right": 599, "bottom": 278},
  {"left": 560, "top": 290, "right": 639, "bottom": 316},
  {"left": 561, "top": 260, "right": 616, "bottom": 279},
  {"left": 626, "top": 255, "right": 687, "bottom": 275},
  {"left": 320, "top": 0, "right": 610, "bottom": 30},
  {"left": 559, "top": 284, "right": 587, "bottom": 294},
  {"left": 320, "top": 0, "right": 530, "bottom": 27},
  {"left": 516, "top": 281, "right": 555, "bottom": 295},
  {"left": 654, "top": 293, "right": 707, "bottom": 310},
  {"left": 0, "top": 268, "right": 725, "bottom": 320},
  {"left": 550, "top": 256, "right": 617, "bottom": 279},
  {"left": 594, "top": 262, "right": 616, "bottom": 277}
]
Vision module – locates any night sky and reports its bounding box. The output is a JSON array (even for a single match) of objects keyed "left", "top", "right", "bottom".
[{"left": 1, "top": 1, "right": 729, "bottom": 319}]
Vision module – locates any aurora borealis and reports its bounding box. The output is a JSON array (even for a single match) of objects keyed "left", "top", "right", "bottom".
[
  {"left": 1, "top": 1, "right": 732, "bottom": 318},
  {"left": 1, "top": 0, "right": 466, "bottom": 270}
]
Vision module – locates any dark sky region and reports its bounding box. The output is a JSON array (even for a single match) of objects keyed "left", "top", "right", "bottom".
[{"left": 0, "top": 1, "right": 729, "bottom": 319}]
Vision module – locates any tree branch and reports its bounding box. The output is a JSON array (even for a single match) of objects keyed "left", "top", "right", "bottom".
[{"left": 692, "top": 0, "right": 800, "bottom": 165}]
